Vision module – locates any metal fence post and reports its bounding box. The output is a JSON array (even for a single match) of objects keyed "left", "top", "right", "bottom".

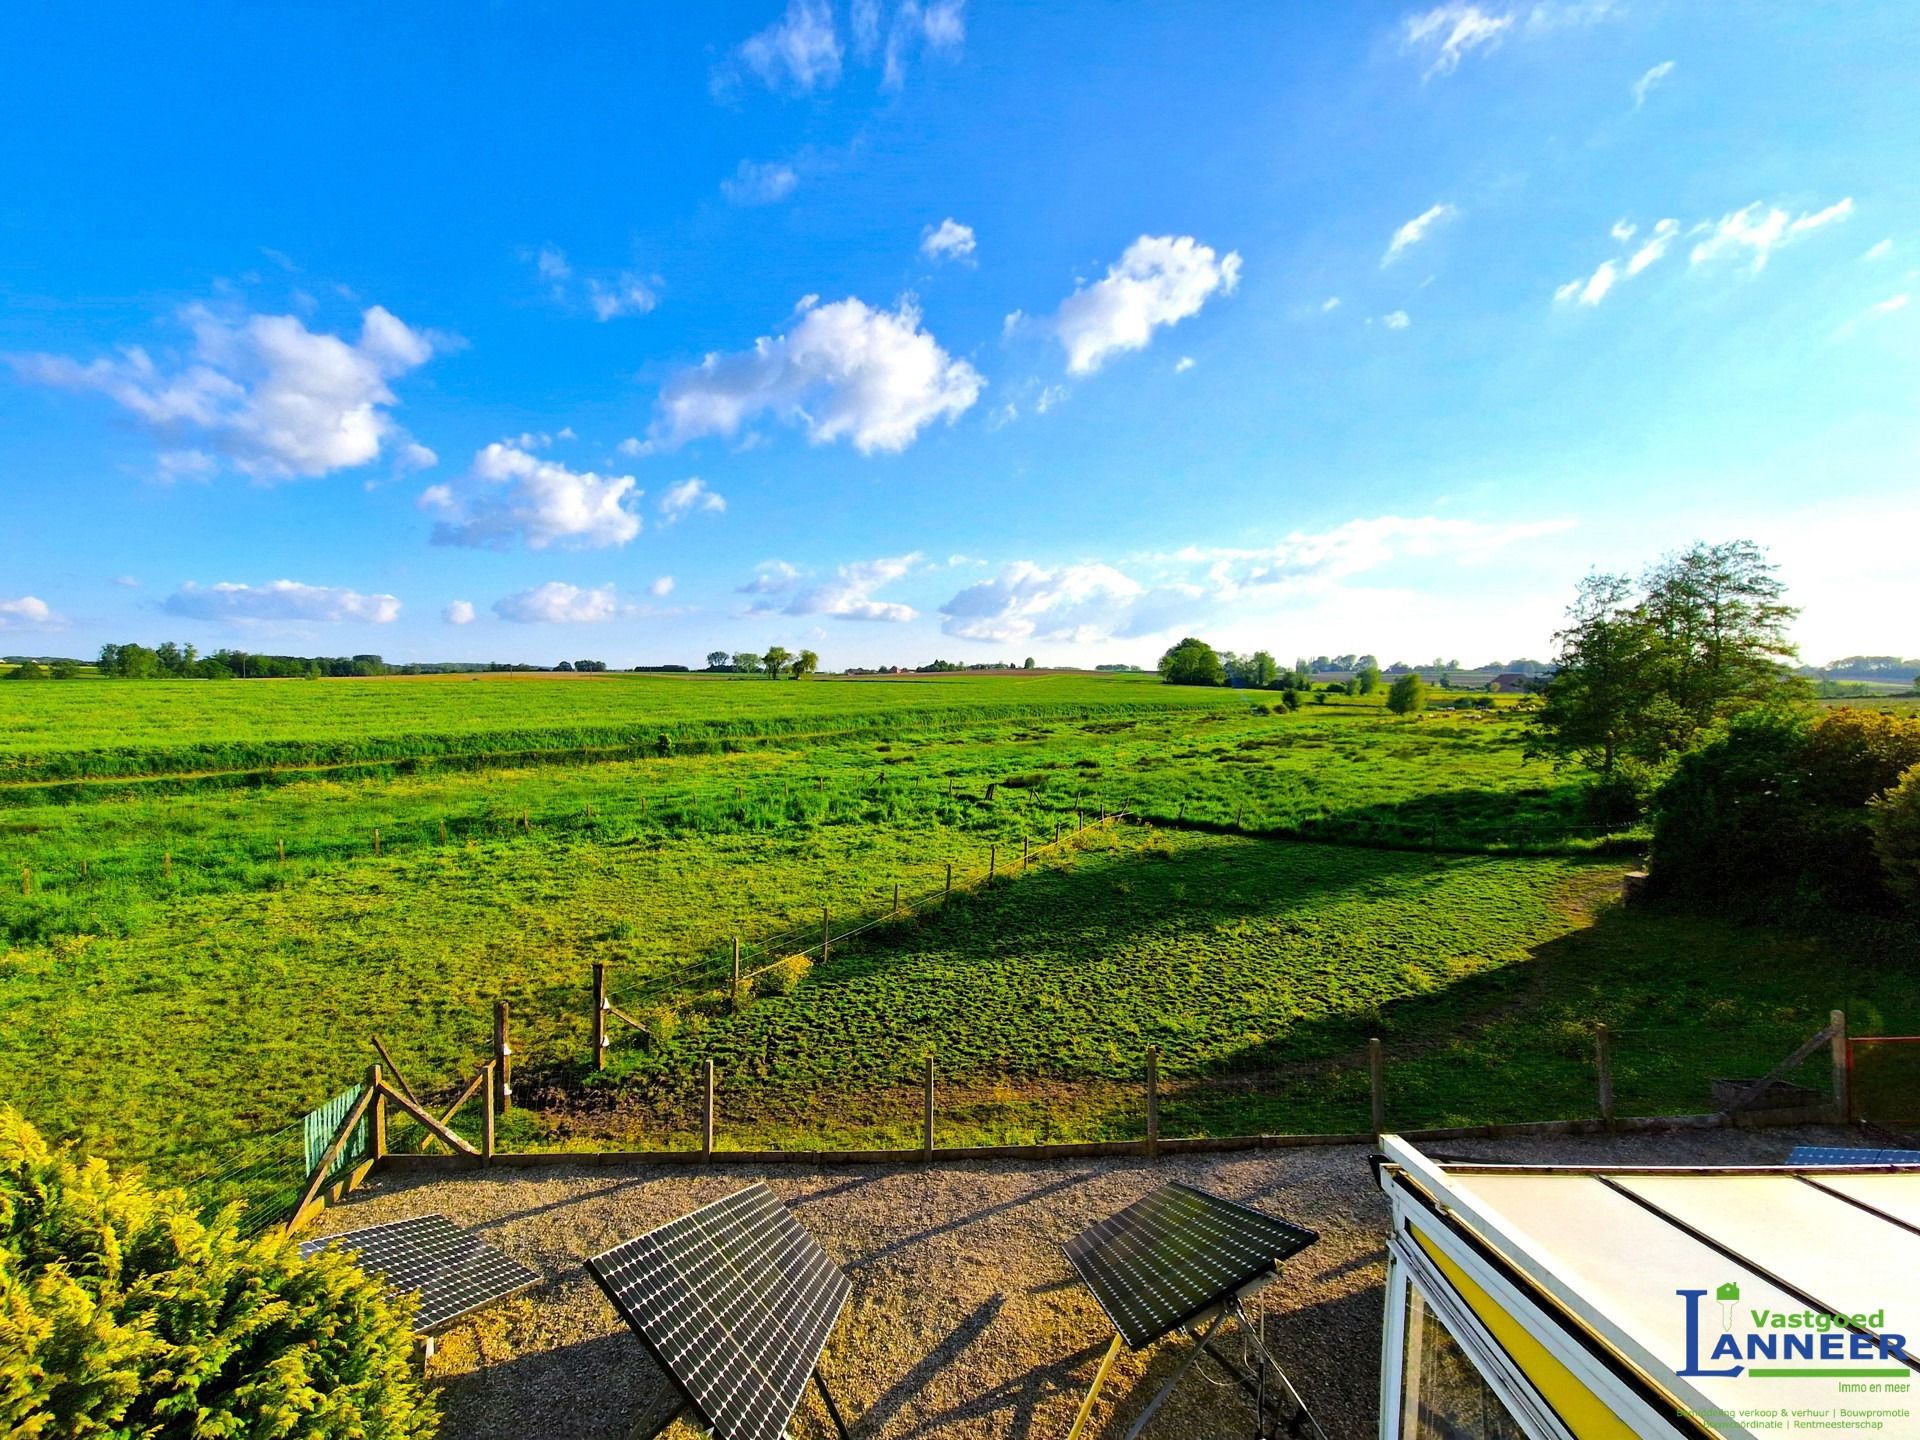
[
  {"left": 1830, "top": 1008, "right": 1850, "bottom": 1121},
  {"left": 1146, "top": 1047, "right": 1160, "bottom": 1159},
  {"left": 592, "top": 962, "right": 608, "bottom": 1070},
  {"left": 494, "top": 1000, "right": 512, "bottom": 1113},
  {"left": 1369, "top": 1038, "right": 1385, "bottom": 1140},
  {"left": 1595, "top": 1023, "right": 1614, "bottom": 1130}
]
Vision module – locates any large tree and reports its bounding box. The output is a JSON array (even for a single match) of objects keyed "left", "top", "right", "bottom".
[
  {"left": 1157, "top": 637, "right": 1225, "bottom": 687},
  {"left": 761, "top": 645, "right": 791, "bottom": 678},
  {"left": 1526, "top": 572, "right": 1654, "bottom": 783},
  {"left": 705, "top": 650, "right": 731, "bottom": 671},
  {"left": 1529, "top": 542, "right": 1805, "bottom": 806},
  {"left": 787, "top": 649, "right": 819, "bottom": 679}
]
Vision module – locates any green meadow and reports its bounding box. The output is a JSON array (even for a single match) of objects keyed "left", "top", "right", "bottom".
[{"left": 0, "top": 671, "right": 1910, "bottom": 1179}]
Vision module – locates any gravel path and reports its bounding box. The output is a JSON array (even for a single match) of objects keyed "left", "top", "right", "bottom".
[{"left": 313, "top": 1124, "right": 1856, "bottom": 1440}]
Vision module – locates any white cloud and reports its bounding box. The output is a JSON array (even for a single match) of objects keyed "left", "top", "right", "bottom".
[
  {"left": 0, "top": 596, "right": 56, "bottom": 629},
  {"left": 1869, "top": 294, "right": 1910, "bottom": 317},
  {"left": 493, "top": 581, "right": 622, "bottom": 624},
  {"left": 536, "top": 246, "right": 571, "bottom": 288},
  {"left": 737, "top": 0, "right": 842, "bottom": 92},
  {"left": 443, "top": 600, "right": 476, "bottom": 625},
  {"left": 1052, "top": 235, "right": 1242, "bottom": 376},
  {"left": 1610, "top": 219, "right": 1637, "bottom": 243},
  {"left": 1553, "top": 260, "right": 1616, "bottom": 306},
  {"left": 879, "top": 0, "right": 966, "bottom": 90},
  {"left": 739, "top": 552, "right": 921, "bottom": 622},
  {"left": 941, "top": 561, "right": 1148, "bottom": 643},
  {"left": 531, "top": 247, "right": 661, "bottom": 319},
  {"left": 422, "top": 443, "right": 643, "bottom": 550},
  {"left": 1382, "top": 310, "right": 1413, "bottom": 329},
  {"left": 1626, "top": 218, "right": 1680, "bottom": 274},
  {"left": 651, "top": 295, "right": 982, "bottom": 454},
  {"left": 1403, "top": 5, "right": 1512, "bottom": 78},
  {"left": 650, "top": 576, "right": 676, "bottom": 598},
  {"left": 157, "top": 448, "right": 219, "bottom": 483},
  {"left": 8, "top": 303, "right": 437, "bottom": 481},
  {"left": 920, "top": 218, "right": 977, "bottom": 264},
  {"left": 1035, "top": 384, "right": 1066, "bottom": 413},
  {"left": 1632, "top": 59, "right": 1675, "bottom": 107},
  {"left": 1690, "top": 198, "right": 1854, "bottom": 272},
  {"left": 163, "top": 579, "right": 401, "bottom": 625},
  {"left": 722, "top": 159, "right": 800, "bottom": 206},
  {"left": 1174, "top": 356, "right": 1196, "bottom": 373},
  {"left": 113, "top": 575, "right": 142, "bottom": 589},
  {"left": 1382, "top": 203, "right": 1459, "bottom": 266},
  {"left": 1167, "top": 515, "right": 1575, "bottom": 599},
  {"left": 1321, "top": 296, "right": 1342, "bottom": 312},
  {"left": 658, "top": 477, "right": 727, "bottom": 522},
  {"left": 587, "top": 275, "right": 660, "bottom": 321},
  {"left": 1863, "top": 239, "right": 1894, "bottom": 262}
]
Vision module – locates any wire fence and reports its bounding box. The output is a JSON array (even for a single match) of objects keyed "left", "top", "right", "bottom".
[
  {"left": 595, "top": 811, "right": 1132, "bottom": 1050},
  {"left": 179, "top": 1010, "right": 1858, "bottom": 1235}
]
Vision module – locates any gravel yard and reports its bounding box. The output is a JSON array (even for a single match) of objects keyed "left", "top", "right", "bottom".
[{"left": 310, "top": 1124, "right": 1857, "bottom": 1440}]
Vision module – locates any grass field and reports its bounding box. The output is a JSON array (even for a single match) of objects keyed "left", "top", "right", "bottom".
[{"left": 0, "top": 671, "right": 1912, "bottom": 1187}]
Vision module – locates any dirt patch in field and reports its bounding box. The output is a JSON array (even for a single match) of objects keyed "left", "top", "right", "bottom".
[{"left": 309, "top": 1124, "right": 1854, "bottom": 1440}]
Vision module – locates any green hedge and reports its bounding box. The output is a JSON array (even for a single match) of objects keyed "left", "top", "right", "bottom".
[{"left": 0, "top": 1108, "right": 436, "bottom": 1438}]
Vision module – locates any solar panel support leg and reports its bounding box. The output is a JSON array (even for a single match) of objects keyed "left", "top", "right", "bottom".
[
  {"left": 1065, "top": 1334, "right": 1124, "bottom": 1440},
  {"left": 1122, "top": 1307, "right": 1230, "bottom": 1440},
  {"left": 813, "top": 1367, "right": 853, "bottom": 1439}
]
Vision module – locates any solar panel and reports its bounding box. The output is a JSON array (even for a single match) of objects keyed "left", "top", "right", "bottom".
[
  {"left": 1789, "top": 1144, "right": 1920, "bottom": 1167},
  {"left": 300, "top": 1213, "right": 540, "bottom": 1332},
  {"left": 1063, "top": 1183, "right": 1318, "bottom": 1350},
  {"left": 587, "top": 1183, "right": 852, "bottom": 1440}
]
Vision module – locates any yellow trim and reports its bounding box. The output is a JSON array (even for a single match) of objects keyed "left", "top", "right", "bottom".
[{"left": 1410, "top": 1224, "right": 1640, "bottom": 1440}]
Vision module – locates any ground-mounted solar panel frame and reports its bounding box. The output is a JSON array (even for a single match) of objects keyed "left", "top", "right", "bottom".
[
  {"left": 586, "top": 1182, "right": 854, "bottom": 1440},
  {"left": 1061, "top": 1182, "right": 1326, "bottom": 1440},
  {"left": 1787, "top": 1144, "right": 1920, "bottom": 1167},
  {"left": 299, "top": 1212, "right": 540, "bottom": 1333}
]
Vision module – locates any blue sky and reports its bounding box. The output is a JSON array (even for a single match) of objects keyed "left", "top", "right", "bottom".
[{"left": 3, "top": 1, "right": 1915, "bottom": 668}]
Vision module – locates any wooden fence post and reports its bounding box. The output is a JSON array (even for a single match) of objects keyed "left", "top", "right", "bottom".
[
  {"left": 944, "top": 862, "right": 952, "bottom": 899},
  {"left": 822, "top": 907, "right": 830, "bottom": 963},
  {"left": 1830, "top": 1008, "right": 1851, "bottom": 1121},
  {"left": 369, "top": 1063, "right": 387, "bottom": 1161},
  {"left": 703, "top": 1059, "right": 716, "bottom": 1157},
  {"left": 1595, "top": 1023, "right": 1614, "bottom": 1130},
  {"left": 1369, "top": 1038, "right": 1386, "bottom": 1140},
  {"left": 923, "top": 1054, "right": 936, "bottom": 1160},
  {"left": 277, "top": 838, "right": 285, "bottom": 864},
  {"left": 494, "top": 1000, "right": 512, "bottom": 1113},
  {"left": 592, "top": 963, "right": 609, "bottom": 1070},
  {"left": 893, "top": 882, "right": 901, "bottom": 916},
  {"left": 989, "top": 845, "right": 996, "bottom": 882},
  {"left": 1146, "top": 1047, "right": 1160, "bottom": 1159},
  {"left": 164, "top": 850, "right": 171, "bottom": 877},
  {"left": 730, "top": 937, "right": 741, "bottom": 1011},
  {"left": 481, "top": 1061, "right": 496, "bottom": 1163},
  {"left": 438, "top": 819, "right": 447, "bottom": 844},
  {"left": 19, "top": 867, "right": 28, "bottom": 897},
  {"left": 373, "top": 827, "right": 381, "bottom": 855},
  {"left": 1023, "top": 835, "right": 1029, "bottom": 869}
]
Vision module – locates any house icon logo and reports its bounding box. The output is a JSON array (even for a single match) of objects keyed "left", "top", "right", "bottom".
[{"left": 1716, "top": 1281, "right": 1740, "bottom": 1331}]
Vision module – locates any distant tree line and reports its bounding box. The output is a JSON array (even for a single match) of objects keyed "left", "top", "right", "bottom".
[{"left": 701, "top": 647, "right": 820, "bottom": 679}]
